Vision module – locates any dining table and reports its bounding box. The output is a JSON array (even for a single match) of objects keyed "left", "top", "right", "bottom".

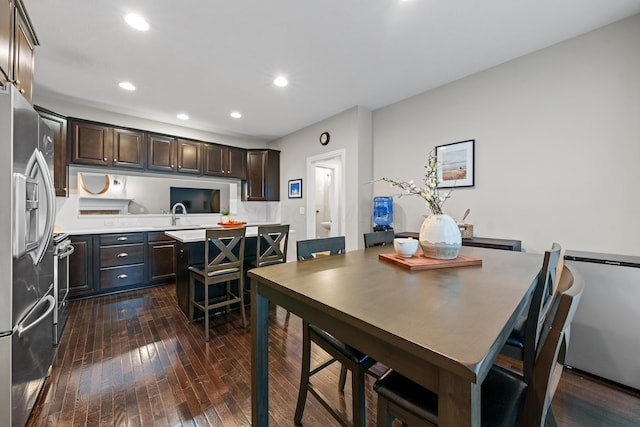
[{"left": 248, "top": 244, "right": 543, "bottom": 426}]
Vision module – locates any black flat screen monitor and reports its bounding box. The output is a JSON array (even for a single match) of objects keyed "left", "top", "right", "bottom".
[{"left": 170, "top": 187, "right": 220, "bottom": 213}]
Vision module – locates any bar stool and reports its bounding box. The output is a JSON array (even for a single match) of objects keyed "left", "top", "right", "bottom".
[
  {"left": 189, "top": 227, "right": 247, "bottom": 341},
  {"left": 248, "top": 224, "right": 290, "bottom": 268}
]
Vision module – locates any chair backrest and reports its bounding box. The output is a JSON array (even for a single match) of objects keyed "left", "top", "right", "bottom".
[
  {"left": 256, "top": 224, "right": 290, "bottom": 267},
  {"left": 297, "top": 236, "right": 346, "bottom": 260},
  {"left": 523, "top": 243, "right": 562, "bottom": 359},
  {"left": 527, "top": 243, "right": 562, "bottom": 342},
  {"left": 520, "top": 264, "right": 584, "bottom": 426},
  {"left": 363, "top": 230, "right": 395, "bottom": 248},
  {"left": 205, "top": 227, "right": 246, "bottom": 275}
]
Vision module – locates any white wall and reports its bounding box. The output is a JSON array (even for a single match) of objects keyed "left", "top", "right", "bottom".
[
  {"left": 269, "top": 106, "right": 373, "bottom": 258},
  {"left": 373, "top": 14, "right": 640, "bottom": 255}
]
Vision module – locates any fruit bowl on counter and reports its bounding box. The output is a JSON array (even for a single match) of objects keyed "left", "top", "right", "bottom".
[{"left": 218, "top": 220, "right": 246, "bottom": 228}]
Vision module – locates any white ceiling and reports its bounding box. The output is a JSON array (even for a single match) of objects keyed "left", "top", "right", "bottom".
[{"left": 27, "top": 0, "right": 640, "bottom": 142}]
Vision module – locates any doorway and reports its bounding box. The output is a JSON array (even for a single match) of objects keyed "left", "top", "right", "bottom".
[{"left": 306, "top": 149, "right": 345, "bottom": 239}]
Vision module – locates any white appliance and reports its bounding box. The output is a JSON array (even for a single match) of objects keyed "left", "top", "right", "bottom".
[
  {"left": 564, "top": 250, "right": 640, "bottom": 390},
  {"left": 0, "top": 85, "right": 57, "bottom": 427}
]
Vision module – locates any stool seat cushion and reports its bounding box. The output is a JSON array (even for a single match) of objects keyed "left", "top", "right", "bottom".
[{"left": 189, "top": 264, "right": 240, "bottom": 277}]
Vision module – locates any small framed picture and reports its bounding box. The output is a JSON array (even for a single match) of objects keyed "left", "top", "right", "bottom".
[
  {"left": 436, "top": 139, "right": 475, "bottom": 188},
  {"left": 288, "top": 179, "right": 302, "bottom": 199}
]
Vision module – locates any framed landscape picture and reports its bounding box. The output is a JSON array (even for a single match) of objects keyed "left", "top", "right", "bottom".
[
  {"left": 288, "top": 179, "right": 302, "bottom": 198},
  {"left": 436, "top": 139, "right": 475, "bottom": 188}
]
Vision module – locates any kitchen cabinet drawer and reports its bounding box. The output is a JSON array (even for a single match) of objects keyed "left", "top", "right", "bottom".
[
  {"left": 100, "top": 243, "right": 144, "bottom": 268},
  {"left": 100, "top": 232, "right": 144, "bottom": 246},
  {"left": 100, "top": 265, "right": 144, "bottom": 290}
]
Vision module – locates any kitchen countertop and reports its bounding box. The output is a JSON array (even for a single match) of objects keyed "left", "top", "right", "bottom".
[
  {"left": 60, "top": 222, "right": 276, "bottom": 236},
  {"left": 166, "top": 226, "right": 261, "bottom": 243}
]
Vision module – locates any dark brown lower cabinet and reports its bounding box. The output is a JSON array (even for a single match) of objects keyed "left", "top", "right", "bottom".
[
  {"left": 68, "top": 235, "right": 95, "bottom": 298},
  {"left": 147, "top": 231, "right": 176, "bottom": 282},
  {"left": 69, "top": 231, "right": 178, "bottom": 299}
]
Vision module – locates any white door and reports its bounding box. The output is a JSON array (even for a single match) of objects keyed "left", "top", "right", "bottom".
[{"left": 306, "top": 150, "right": 345, "bottom": 239}]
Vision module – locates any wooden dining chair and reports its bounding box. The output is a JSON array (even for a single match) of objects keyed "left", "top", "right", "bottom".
[
  {"left": 295, "top": 236, "right": 378, "bottom": 427},
  {"left": 188, "top": 228, "right": 247, "bottom": 341},
  {"left": 363, "top": 230, "right": 395, "bottom": 248},
  {"left": 296, "top": 236, "right": 346, "bottom": 259},
  {"left": 373, "top": 263, "right": 584, "bottom": 427},
  {"left": 500, "top": 242, "right": 562, "bottom": 382}
]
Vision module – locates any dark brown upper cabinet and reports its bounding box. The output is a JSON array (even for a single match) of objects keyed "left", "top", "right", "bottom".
[
  {"left": 204, "top": 144, "right": 246, "bottom": 179},
  {"left": 0, "top": 0, "right": 11, "bottom": 88},
  {"left": 69, "top": 120, "right": 112, "bottom": 167},
  {"left": 36, "top": 107, "right": 68, "bottom": 196},
  {"left": 113, "top": 128, "right": 145, "bottom": 169},
  {"left": 1, "top": 0, "right": 38, "bottom": 101},
  {"left": 245, "top": 149, "right": 280, "bottom": 201},
  {"left": 69, "top": 119, "right": 144, "bottom": 169},
  {"left": 176, "top": 139, "right": 202, "bottom": 174},
  {"left": 12, "top": 0, "right": 36, "bottom": 103},
  {"left": 146, "top": 133, "right": 176, "bottom": 172}
]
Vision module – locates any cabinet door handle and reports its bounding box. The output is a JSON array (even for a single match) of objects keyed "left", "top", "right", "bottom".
[
  {"left": 117, "top": 237, "right": 128, "bottom": 241},
  {"left": 117, "top": 252, "right": 129, "bottom": 258},
  {"left": 15, "top": 79, "right": 20, "bottom": 85},
  {"left": 104, "top": 157, "right": 108, "bottom": 161},
  {"left": 171, "top": 164, "right": 174, "bottom": 168},
  {"left": 117, "top": 274, "right": 128, "bottom": 279},
  {"left": 114, "top": 158, "right": 118, "bottom": 162},
  {"left": 19, "top": 89, "right": 25, "bottom": 94}
]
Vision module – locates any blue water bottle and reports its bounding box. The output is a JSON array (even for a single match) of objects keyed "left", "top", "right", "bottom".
[{"left": 373, "top": 196, "right": 393, "bottom": 231}]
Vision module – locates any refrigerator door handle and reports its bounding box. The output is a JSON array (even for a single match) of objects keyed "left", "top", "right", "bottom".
[
  {"left": 15, "top": 295, "right": 55, "bottom": 338},
  {"left": 26, "top": 148, "right": 56, "bottom": 265}
]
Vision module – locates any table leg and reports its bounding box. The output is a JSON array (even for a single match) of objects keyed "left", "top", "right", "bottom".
[
  {"left": 251, "top": 277, "right": 269, "bottom": 426},
  {"left": 439, "top": 370, "right": 481, "bottom": 427}
]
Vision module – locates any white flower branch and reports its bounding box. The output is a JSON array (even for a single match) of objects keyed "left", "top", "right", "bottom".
[{"left": 377, "top": 149, "right": 455, "bottom": 216}]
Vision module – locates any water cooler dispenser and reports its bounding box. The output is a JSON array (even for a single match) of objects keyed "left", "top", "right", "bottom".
[{"left": 373, "top": 196, "right": 393, "bottom": 231}]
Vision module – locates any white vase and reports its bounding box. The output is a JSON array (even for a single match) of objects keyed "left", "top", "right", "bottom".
[
  {"left": 419, "top": 214, "right": 462, "bottom": 259},
  {"left": 221, "top": 215, "right": 230, "bottom": 224}
]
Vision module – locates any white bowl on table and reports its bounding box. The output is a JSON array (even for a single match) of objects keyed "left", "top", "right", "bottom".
[{"left": 393, "top": 238, "right": 418, "bottom": 258}]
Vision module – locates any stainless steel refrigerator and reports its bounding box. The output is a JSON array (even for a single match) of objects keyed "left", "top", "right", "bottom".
[{"left": 0, "top": 85, "right": 57, "bottom": 427}]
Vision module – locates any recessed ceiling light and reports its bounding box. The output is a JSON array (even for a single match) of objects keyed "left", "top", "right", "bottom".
[
  {"left": 274, "top": 76, "right": 288, "bottom": 87},
  {"left": 230, "top": 111, "right": 242, "bottom": 119},
  {"left": 176, "top": 113, "right": 189, "bottom": 120},
  {"left": 118, "top": 81, "right": 136, "bottom": 91},
  {"left": 125, "top": 14, "right": 150, "bottom": 31}
]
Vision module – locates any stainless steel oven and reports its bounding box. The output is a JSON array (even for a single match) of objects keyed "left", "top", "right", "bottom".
[{"left": 53, "top": 233, "right": 73, "bottom": 346}]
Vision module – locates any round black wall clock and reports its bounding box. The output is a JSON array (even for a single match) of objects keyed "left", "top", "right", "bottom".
[{"left": 319, "top": 131, "right": 330, "bottom": 145}]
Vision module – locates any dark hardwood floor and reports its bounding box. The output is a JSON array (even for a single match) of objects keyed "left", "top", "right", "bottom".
[{"left": 28, "top": 283, "right": 640, "bottom": 426}]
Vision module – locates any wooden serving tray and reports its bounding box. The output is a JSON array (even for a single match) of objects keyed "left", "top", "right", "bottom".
[{"left": 379, "top": 252, "right": 482, "bottom": 270}]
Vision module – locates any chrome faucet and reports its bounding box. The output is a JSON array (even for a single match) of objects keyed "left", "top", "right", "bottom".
[{"left": 171, "top": 202, "right": 187, "bottom": 226}]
